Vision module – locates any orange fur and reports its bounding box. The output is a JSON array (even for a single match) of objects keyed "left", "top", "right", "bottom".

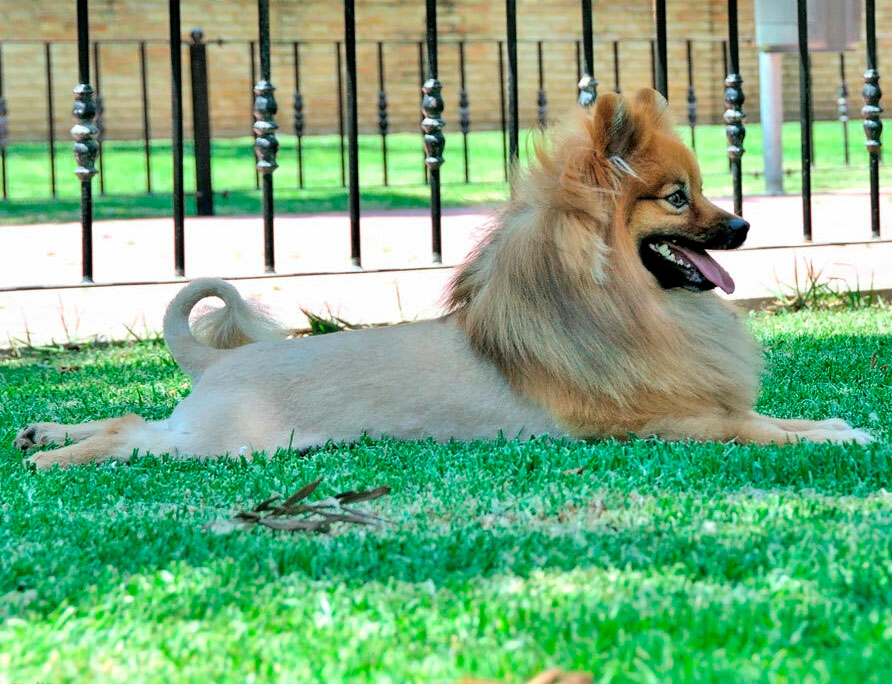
[{"left": 449, "top": 89, "right": 871, "bottom": 443}]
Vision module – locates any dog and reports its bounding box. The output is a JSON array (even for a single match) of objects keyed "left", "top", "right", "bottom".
[{"left": 14, "top": 88, "right": 873, "bottom": 468}]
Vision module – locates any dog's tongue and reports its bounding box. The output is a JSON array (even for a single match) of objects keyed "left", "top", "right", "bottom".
[{"left": 672, "top": 245, "right": 736, "bottom": 294}]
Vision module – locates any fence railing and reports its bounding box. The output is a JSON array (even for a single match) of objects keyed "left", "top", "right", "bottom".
[{"left": 0, "top": 0, "right": 884, "bottom": 290}]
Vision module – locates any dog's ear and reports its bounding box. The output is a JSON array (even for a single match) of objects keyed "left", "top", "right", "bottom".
[
  {"left": 589, "top": 92, "right": 639, "bottom": 161},
  {"left": 632, "top": 87, "right": 670, "bottom": 121}
]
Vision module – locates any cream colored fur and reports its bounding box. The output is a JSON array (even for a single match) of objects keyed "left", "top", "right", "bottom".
[{"left": 15, "top": 89, "right": 873, "bottom": 468}]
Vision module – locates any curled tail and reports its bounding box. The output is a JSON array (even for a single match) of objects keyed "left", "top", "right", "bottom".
[{"left": 163, "top": 278, "right": 287, "bottom": 380}]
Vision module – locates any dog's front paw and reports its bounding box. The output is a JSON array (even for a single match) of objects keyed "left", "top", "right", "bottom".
[
  {"left": 819, "top": 418, "right": 854, "bottom": 431},
  {"left": 821, "top": 427, "right": 875, "bottom": 445},
  {"left": 25, "top": 450, "right": 71, "bottom": 470},
  {"left": 845, "top": 428, "right": 876, "bottom": 445},
  {"left": 13, "top": 424, "right": 59, "bottom": 451}
]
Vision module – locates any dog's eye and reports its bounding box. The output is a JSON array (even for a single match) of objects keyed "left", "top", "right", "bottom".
[{"left": 663, "top": 190, "right": 689, "bottom": 209}]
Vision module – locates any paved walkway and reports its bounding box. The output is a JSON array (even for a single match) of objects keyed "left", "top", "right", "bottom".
[{"left": 1, "top": 191, "right": 890, "bottom": 347}]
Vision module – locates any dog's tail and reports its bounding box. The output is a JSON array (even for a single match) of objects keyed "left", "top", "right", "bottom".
[{"left": 163, "top": 278, "right": 288, "bottom": 380}]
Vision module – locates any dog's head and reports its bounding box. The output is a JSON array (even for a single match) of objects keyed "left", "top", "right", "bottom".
[{"left": 541, "top": 88, "right": 748, "bottom": 295}]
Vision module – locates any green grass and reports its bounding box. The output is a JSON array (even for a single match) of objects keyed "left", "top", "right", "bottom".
[
  {"left": 1, "top": 121, "right": 886, "bottom": 224},
  {"left": 1, "top": 309, "right": 892, "bottom": 682}
]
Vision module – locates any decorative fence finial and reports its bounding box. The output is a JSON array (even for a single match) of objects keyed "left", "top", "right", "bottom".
[
  {"left": 577, "top": 75, "right": 597, "bottom": 108},
  {"left": 71, "top": 83, "right": 99, "bottom": 182},
  {"left": 253, "top": 79, "right": 279, "bottom": 174},
  {"left": 421, "top": 78, "right": 444, "bottom": 171},
  {"left": 723, "top": 73, "right": 746, "bottom": 165},
  {"left": 862, "top": 68, "right": 883, "bottom": 157}
]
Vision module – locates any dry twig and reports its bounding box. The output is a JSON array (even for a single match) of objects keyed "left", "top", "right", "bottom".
[{"left": 232, "top": 477, "right": 392, "bottom": 533}]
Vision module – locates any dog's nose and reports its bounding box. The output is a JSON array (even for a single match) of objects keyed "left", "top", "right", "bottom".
[
  {"left": 727, "top": 216, "right": 749, "bottom": 236},
  {"left": 723, "top": 215, "right": 749, "bottom": 248}
]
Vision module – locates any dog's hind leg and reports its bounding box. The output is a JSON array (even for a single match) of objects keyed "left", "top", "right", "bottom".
[
  {"left": 23, "top": 414, "right": 182, "bottom": 469},
  {"left": 14, "top": 418, "right": 126, "bottom": 450}
]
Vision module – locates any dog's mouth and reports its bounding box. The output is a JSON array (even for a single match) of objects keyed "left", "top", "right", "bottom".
[{"left": 639, "top": 237, "right": 736, "bottom": 294}]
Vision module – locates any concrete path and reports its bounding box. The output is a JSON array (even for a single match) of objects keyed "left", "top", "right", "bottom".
[{"left": 1, "top": 191, "right": 890, "bottom": 347}]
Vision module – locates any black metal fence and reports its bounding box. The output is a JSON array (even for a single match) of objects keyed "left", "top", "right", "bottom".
[{"left": 0, "top": 0, "right": 884, "bottom": 289}]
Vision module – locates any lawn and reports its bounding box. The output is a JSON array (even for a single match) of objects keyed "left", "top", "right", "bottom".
[
  {"left": 1, "top": 308, "right": 891, "bottom": 683},
  {"left": 0, "top": 120, "right": 887, "bottom": 224}
]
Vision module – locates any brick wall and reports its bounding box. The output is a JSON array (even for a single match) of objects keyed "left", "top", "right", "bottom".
[{"left": 0, "top": 0, "right": 888, "bottom": 143}]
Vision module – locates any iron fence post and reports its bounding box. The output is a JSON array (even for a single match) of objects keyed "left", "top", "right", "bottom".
[
  {"left": 838, "top": 53, "right": 850, "bottom": 167},
  {"left": 189, "top": 29, "right": 214, "bottom": 216},
  {"left": 536, "top": 41, "right": 547, "bottom": 127},
  {"left": 0, "top": 43, "right": 7, "bottom": 201},
  {"left": 45, "top": 42, "right": 57, "bottom": 199},
  {"left": 723, "top": 0, "right": 746, "bottom": 217},
  {"left": 578, "top": 0, "right": 597, "bottom": 106},
  {"left": 72, "top": 0, "right": 99, "bottom": 283},
  {"left": 686, "top": 40, "right": 697, "bottom": 152},
  {"left": 377, "top": 41, "right": 389, "bottom": 187},
  {"left": 612, "top": 40, "right": 621, "bottom": 93},
  {"left": 344, "top": 0, "right": 361, "bottom": 268},
  {"left": 498, "top": 41, "right": 507, "bottom": 181},
  {"left": 422, "top": 0, "right": 445, "bottom": 264},
  {"left": 169, "top": 0, "right": 185, "bottom": 277},
  {"left": 293, "top": 41, "right": 305, "bottom": 189},
  {"left": 458, "top": 41, "right": 470, "bottom": 182},
  {"left": 797, "top": 0, "right": 813, "bottom": 241},
  {"left": 505, "top": 0, "right": 519, "bottom": 171},
  {"left": 254, "top": 0, "right": 279, "bottom": 273},
  {"left": 862, "top": 0, "right": 883, "bottom": 238},
  {"left": 335, "top": 41, "right": 346, "bottom": 188},
  {"left": 653, "top": 0, "right": 668, "bottom": 98},
  {"left": 139, "top": 40, "right": 152, "bottom": 194},
  {"left": 92, "top": 41, "right": 105, "bottom": 195}
]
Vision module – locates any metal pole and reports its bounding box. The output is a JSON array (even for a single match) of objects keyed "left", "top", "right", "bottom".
[
  {"left": 335, "top": 41, "right": 345, "bottom": 188},
  {"left": 724, "top": 0, "right": 746, "bottom": 217},
  {"left": 293, "top": 41, "right": 304, "bottom": 189},
  {"left": 189, "top": 29, "right": 214, "bottom": 216},
  {"left": 796, "top": 0, "right": 812, "bottom": 241},
  {"left": 254, "top": 0, "right": 279, "bottom": 273},
  {"left": 838, "top": 53, "right": 850, "bottom": 167},
  {"left": 504, "top": 0, "right": 520, "bottom": 177},
  {"left": 686, "top": 40, "right": 697, "bottom": 151},
  {"left": 139, "top": 41, "right": 152, "bottom": 194},
  {"left": 45, "top": 42, "right": 57, "bottom": 198},
  {"left": 169, "top": 0, "right": 185, "bottom": 276},
  {"left": 497, "top": 41, "right": 507, "bottom": 181},
  {"left": 422, "top": 0, "right": 445, "bottom": 264},
  {"left": 344, "top": 0, "right": 361, "bottom": 268},
  {"left": 249, "top": 41, "right": 259, "bottom": 191},
  {"left": 0, "top": 44, "right": 8, "bottom": 201},
  {"left": 377, "top": 41, "right": 389, "bottom": 187},
  {"left": 92, "top": 41, "right": 105, "bottom": 195},
  {"left": 536, "top": 41, "right": 547, "bottom": 127},
  {"left": 459, "top": 41, "right": 470, "bottom": 182},
  {"left": 578, "top": 0, "right": 596, "bottom": 105},
  {"left": 653, "top": 0, "right": 668, "bottom": 98},
  {"left": 862, "top": 0, "right": 883, "bottom": 238},
  {"left": 613, "top": 40, "right": 621, "bottom": 93},
  {"left": 505, "top": 0, "right": 518, "bottom": 172},
  {"left": 72, "top": 0, "right": 99, "bottom": 283}
]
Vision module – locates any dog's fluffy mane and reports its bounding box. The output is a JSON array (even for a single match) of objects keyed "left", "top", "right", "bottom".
[{"left": 447, "top": 91, "right": 760, "bottom": 436}]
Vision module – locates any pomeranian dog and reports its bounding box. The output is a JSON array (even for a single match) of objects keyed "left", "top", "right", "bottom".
[{"left": 15, "top": 88, "right": 872, "bottom": 467}]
